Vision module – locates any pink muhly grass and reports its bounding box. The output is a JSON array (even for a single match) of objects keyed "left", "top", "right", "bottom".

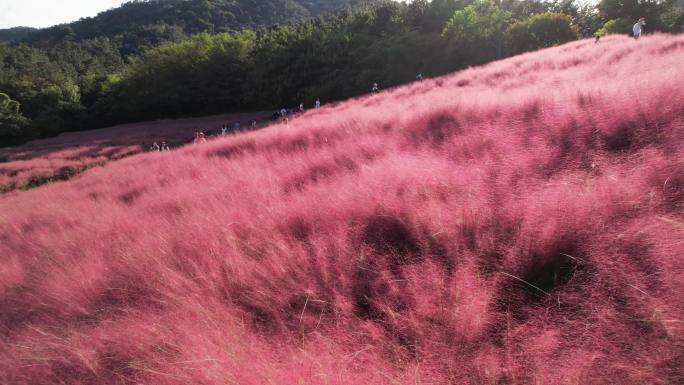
[{"left": 1, "top": 34, "right": 684, "bottom": 384}]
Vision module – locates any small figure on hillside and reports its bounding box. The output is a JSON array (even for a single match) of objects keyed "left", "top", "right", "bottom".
[
  {"left": 633, "top": 17, "right": 645, "bottom": 39},
  {"left": 161, "top": 141, "right": 170, "bottom": 151},
  {"left": 416, "top": 73, "right": 424, "bottom": 81},
  {"left": 150, "top": 141, "right": 160, "bottom": 152},
  {"left": 299, "top": 102, "right": 304, "bottom": 112},
  {"left": 372, "top": 82, "right": 379, "bottom": 93},
  {"left": 315, "top": 98, "right": 321, "bottom": 109},
  {"left": 194, "top": 131, "right": 207, "bottom": 144},
  {"left": 251, "top": 120, "right": 257, "bottom": 128},
  {"left": 280, "top": 108, "right": 287, "bottom": 117},
  {"left": 594, "top": 35, "right": 601, "bottom": 44},
  {"left": 221, "top": 126, "right": 228, "bottom": 136}
]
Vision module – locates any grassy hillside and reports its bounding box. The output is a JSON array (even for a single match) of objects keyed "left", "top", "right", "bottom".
[
  {"left": 0, "top": 111, "right": 271, "bottom": 192},
  {"left": 1, "top": 34, "right": 684, "bottom": 384}
]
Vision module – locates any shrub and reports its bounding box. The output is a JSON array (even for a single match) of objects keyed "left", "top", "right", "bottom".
[
  {"left": 54, "top": 166, "right": 78, "bottom": 181},
  {"left": 596, "top": 18, "right": 634, "bottom": 36},
  {"left": 21, "top": 174, "right": 51, "bottom": 190},
  {"left": 505, "top": 12, "right": 578, "bottom": 55}
]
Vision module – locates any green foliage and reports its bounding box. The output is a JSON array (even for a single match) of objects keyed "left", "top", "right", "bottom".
[
  {"left": 598, "top": 0, "right": 640, "bottom": 21},
  {"left": 505, "top": 13, "right": 578, "bottom": 55},
  {"left": 596, "top": 17, "right": 634, "bottom": 36},
  {"left": 21, "top": 0, "right": 377, "bottom": 51},
  {"left": 598, "top": 0, "right": 681, "bottom": 32},
  {"left": 0, "top": 92, "right": 30, "bottom": 145},
  {"left": 100, "top": 31, "right": 256, "bottom": 122},
  {"left": 443, "top": 0, "right": 512, "bottom": 62},
  {"left": 443, "top": 0, "right": 511, "bottom": 42},
  {"left": 20, "top": 174, "right": 52, "bottom": 190},
  {"left": 102, "top": 2, "right": 460, "bottom": 122},
  {"left": 54, "top": 166, "right": 78, "bottom": 181},
  {"left": 421, "top": 0, "right": 465, "bottom": 32},
  {"left": 0, "top": 27, "right": 37, "bottom": 43}
]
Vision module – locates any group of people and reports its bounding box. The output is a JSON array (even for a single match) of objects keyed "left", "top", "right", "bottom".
[
  {"left": 150, "top": 141, "right": 171, "bottom": 152},
  {"left": 192, "top": 119, "right": 261, "bottom": 144},
  {"left": 270, "top": 98, "right": 322, "bottom": 124},
  {"left": 219, "top": 120, "right": 258, "bottom": 135},
  {"left": 269, "top": 75, "right": 426, "bottom": 125}
]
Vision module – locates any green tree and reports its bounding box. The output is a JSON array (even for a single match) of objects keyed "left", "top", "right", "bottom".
[
  {"left": 598, "top": 0, "right": 674, "bottom": 31},
  {"left": 595, "top": 17, "right": 634, "bottom": 36},
  {"left": 0, "top": 92, "right": 31, "bottom": 145},
  {"left": 443, "top": 0, "right": 512, "bottom": 61},
  {"left": 505, "top": 12, "right": 578, "bottom": 55}
]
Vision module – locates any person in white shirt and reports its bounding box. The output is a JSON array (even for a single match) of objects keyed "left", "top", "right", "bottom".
[
  {"left": 315, "top": 98, "right": 321, "bottom": 108},
  {"left": 633, "top": 17, "right": 645, "bottom": 39}
]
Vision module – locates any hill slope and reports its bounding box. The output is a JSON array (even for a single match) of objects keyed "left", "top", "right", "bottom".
[
  {"left": 0, "top": 111, "right": 272, "bottom": 192},
  {"left": 1, "top": 34, "right": 684, "bottom": 384},
  {"left": 0, "top": 27, "right": 36, "bottom": 43},
  {"left": 14, "top": 0, "right": 378, "bottom": 47}
]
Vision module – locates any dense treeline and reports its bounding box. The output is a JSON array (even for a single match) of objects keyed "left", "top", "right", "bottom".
[
  {"left": 0, "top": 27, "right": 36, "bottom": 43},
  {"left": 6, "top": 0, "right": 377, "bottom": 55},
  {"left": 0, "top": 0, "right": 682, "bottom": 146}
]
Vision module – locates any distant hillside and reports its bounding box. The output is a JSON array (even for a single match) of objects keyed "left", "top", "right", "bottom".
[
  {"left": 0, "top": 27, "right": 36, "bottom": 43},
  {"left": 19, "top": 0, "right": 379, "bottom": 48}
]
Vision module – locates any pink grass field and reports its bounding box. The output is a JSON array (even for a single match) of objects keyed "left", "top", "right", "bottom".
[
  {"left": 1, "top": 34, "right": 684, "bottom": 384},
  {"left": 0, "top": 111, "right": 270, "bottom": 189}
]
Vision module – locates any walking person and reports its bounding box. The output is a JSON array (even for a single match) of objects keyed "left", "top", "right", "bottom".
[
  {"left": 372, "top": 82, "right": 379, "bottom": 93},
  {"left": 161, "top": 141, "right": 170, "bottom": 151},
  {"left": 194, "top": 131, "right": 207, "bottom": 144},
  {"left": 299, "top": 102, "right": 304, "bottom": 112},
  {"left": 150, "top": 141, "right": 160, "bottom": 152},
  {"left": 416, "top": 73, "right": 423, "bottom": 81},
  {"left": 633, "top": 17, "right": 645, "bottom": 39},
  {"left": 315, "top": 98, "right": 321, "bottom": 109}
]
